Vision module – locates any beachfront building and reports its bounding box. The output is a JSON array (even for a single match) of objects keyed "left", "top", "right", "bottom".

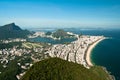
[{"left": 45, "top": 35, "right": 104, "bottom": 68}]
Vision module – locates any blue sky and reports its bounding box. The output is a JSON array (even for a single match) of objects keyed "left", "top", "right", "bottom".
[{"left": 0, "top": 0, "right": 120, "bottom": 28}]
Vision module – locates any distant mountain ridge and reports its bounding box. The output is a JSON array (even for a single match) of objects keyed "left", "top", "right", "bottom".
[{"left": 0, "top": 23, "right": 31, "bottom": 40}]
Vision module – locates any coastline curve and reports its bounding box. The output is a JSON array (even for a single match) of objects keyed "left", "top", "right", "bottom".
[{"left": 85, "top": 37, "right": 105, "bottom": 67}]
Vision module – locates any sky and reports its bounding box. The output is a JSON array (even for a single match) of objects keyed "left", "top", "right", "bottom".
[{"left": 0, "top": 0, "right": 120, "bottom": 28}]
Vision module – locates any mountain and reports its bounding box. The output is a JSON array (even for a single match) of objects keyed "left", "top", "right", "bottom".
[
  {"left": 52, "top": 29, "right": 70, "bottom": 38},
  {"left": 0, "top": 23, "right": 22, "bottom": 31},
  {"left": 21, "top": 58, "right": 112, "bottom": 80},
  {"left": 0, "top": 23, "right": 31, "bottom": 40}
]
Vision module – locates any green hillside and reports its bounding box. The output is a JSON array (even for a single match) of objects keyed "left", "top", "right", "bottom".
[{"left": 21, "top": 58, "right": 112, "bottom": 80}]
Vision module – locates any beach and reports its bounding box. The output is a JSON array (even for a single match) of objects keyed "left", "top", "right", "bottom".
[{"left": 86, "top": 37, "right": 105, "bottom": 66}]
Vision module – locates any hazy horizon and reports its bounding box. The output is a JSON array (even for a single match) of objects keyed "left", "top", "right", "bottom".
[{"left": 0, "top": 0, "right": 120, "bottom": 29}]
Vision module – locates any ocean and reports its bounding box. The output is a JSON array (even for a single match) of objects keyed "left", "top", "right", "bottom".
[
  {"left": 30, "top": 28, "right": 120, "bottom": 80},
  {"left": 67, "top": 28, "right": 120, "bottom": 80},
  {"left": 91, "top": 30, "right": 120, "bottom": 80}
]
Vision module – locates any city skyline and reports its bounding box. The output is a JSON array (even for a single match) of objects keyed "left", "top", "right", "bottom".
[{"left": 0, "top": 0, "right": 120, "bottom": 28}]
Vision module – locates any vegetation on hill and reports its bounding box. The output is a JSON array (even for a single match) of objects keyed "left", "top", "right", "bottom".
[
  {"left": 45, "top": 31, "right": 52, "bottom": 35},
  {"left": 0, "top": 42, "right": 22, "bottom": 49},
  {"left": 0, "top": 23, "right": 31, "bottom": 40},
  {"left": 0, "top": 59, "right": 21, "bottom": 80},
  {"left": 21, "top": 58, "right": 112, "bottom": 80},
  {"left": 52, "top": 29, "right": 70, "bottom": 38},
  {"left": 0, "top": 56, "right": 33, "bottom": 80}
]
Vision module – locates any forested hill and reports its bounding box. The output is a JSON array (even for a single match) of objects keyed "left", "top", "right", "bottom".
[
  {"left": 0, "top": 23, "right": 31, "bottom": 40},
  {"left": 52, "top": 29, "right": 71, "bottom": 38},
  {"left": 21, "top": 58, "right": 112, "bottom": 80}
]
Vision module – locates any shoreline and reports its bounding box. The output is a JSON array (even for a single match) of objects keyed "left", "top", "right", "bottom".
[{"left": 86, "top": 37, "right": 105, "bottom": 67}]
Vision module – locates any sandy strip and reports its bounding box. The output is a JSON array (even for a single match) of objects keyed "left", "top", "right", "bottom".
[{"left": 86, "top": 37, "right": 105, "bottom": 66}]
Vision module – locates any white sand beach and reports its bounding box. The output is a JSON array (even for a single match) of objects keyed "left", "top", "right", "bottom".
[{"left": 86, "top": 37, "right": 105, "bottom": 66}]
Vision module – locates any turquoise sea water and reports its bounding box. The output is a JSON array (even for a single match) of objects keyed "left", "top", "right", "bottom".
[
  {"left": 67, "top": 29, "right": 120, "bottom": 80},
  {"left": 91, "top": 32, "right": 120, "bottom": 80},
  {"left": 70, "top": 29, "right": 120, "bottom": 80},
  {"left": 30, "top": 28, "right": 120, "bottom": 80}
]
